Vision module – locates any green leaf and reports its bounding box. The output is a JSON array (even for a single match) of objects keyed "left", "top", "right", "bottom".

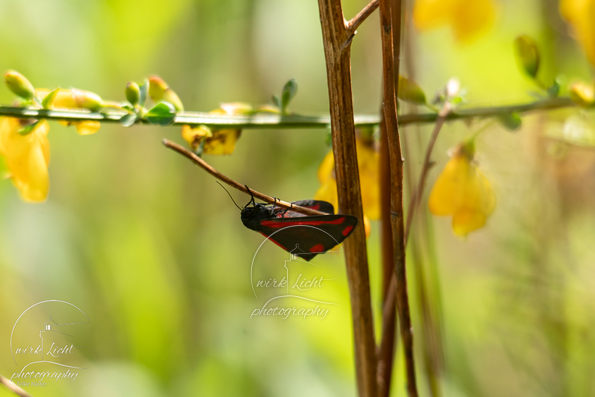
[
  {"left": 120, "top": 113, "right": 138, "bottom": 127},
  {"left": 547, "top": 79, "right": 560, "bottom": 97},
  {"left": 145, "top": 102, "right": 176, "bottom": 126},
  {"left": 398, "top": 75, "right": 426, "bottom": 105},
  {"left": 514, "top": 35, "right": 540, "bottom": 79},
  {"left": 41, "top": 88, "right": 60, "bottom": 109},
  {"left": 280, "top": 79, "right": 298, "bottom": 114},
  {"left": 272, "top": 95, "right": 281, "bottom": 109},
  {"left": 18, "top": 120, "right": 40, "bottom": 135},
  {"left": 498, "top": 112, "right": 522, "bottom": 131},
  {"left": 139, "top": 79, "right": 149, "bottom": 108}
]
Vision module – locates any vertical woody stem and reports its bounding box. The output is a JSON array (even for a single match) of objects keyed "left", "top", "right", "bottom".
[
  {"left": 379, "top": 0, "right": 419, "bottom": 395},
  {"left": 317, "top": 1, "right": 377, "bottom": 396},
  {"left": 378, "top": 118, "right": 398, "bottom": 397}
]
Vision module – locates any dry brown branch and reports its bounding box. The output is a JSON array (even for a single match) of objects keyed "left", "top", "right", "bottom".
[{"left": 162, "top": 139, "right": 326, "bottom": 216}]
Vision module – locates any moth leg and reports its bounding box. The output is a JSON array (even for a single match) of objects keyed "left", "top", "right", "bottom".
[
  {"left": 244, "top": 185, "right": 256, "bottom": 207},
  {"left": 282, "top": 202, "right": 293, "bottom": 217}
]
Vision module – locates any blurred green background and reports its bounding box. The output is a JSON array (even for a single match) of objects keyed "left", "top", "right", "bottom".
[{"left": 1, "top": 0, "right": 595, "bottom": 396}]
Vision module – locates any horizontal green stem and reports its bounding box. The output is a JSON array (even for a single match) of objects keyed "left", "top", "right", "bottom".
[{"left": 0, "top": 96, "right": 574, "bottom": 129}]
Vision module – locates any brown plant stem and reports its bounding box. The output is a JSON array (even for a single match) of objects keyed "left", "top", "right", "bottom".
[
  {"left": 378, "top": 0, "right": 418, "bottom": 395},
  {"left": 162, "top": 139, "right": 326, "bottom": 216},
  {"left": 381, "top": 102, "right": 450, "bottom": 396},
  {"left": 317, "top": 0, "right": 378, "bottom": 396},
  {"left": 0, "top": 374, "right": 33, "bottom": 397},
  {"left": 346, "top": 0, "right": 380, "bottom": 36},
  {"left": 378, "top": 116, "right": 397, "bottom": 397}
]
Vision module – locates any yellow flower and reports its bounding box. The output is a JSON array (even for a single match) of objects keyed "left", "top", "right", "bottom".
[
  {"left": 36, "top": 88, "right": 102, "bottom": 136},
  {"left": 428, "top": 142, "right": 496, "bottom": 237},
  {"left": 560, "top": 0, "right": 595, "bottom": 68},
  {"left": 181, "top": 102, "right": 252, "bottom": 155},
  {"left": 413, "top": 0, "right": 497, "bottom": 43},
  {"left": 0, "top": 117, "right": 50, "bottom": 202},
  {"left": 315, "top": 131, "right": 380, "bottom": 222}
]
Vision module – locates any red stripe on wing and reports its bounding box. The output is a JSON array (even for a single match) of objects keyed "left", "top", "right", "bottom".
[
  {"left": 259, "top": 232, "right": 287, "bottom": 250},
  {"left": 260, "top": 217, "right": 346, "bottom": 229}
]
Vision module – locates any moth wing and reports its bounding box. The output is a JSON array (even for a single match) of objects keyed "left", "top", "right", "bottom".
[{"left": 255, "top": 215, "right": 358, "bottom": 261}]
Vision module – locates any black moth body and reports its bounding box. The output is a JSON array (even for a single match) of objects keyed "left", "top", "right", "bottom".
[{"left": 241, "top": 198, "right": 359, "bottom": 261}]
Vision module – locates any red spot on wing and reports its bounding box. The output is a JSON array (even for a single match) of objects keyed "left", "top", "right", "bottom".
[
  {"left": 310, "top": 244, "right": 324, "bottom": 253},
  {"left": 342, "top": 225, "right": 354, "bottom": 236},
  {"left": 260, "top": 217, "right": 345, "bottom": 229},
  {"left": 259, "top": 232, "right": 287, "bottom": 250},
  {"left": 309, "top": 203, "right": 320, "bottom": 210}
]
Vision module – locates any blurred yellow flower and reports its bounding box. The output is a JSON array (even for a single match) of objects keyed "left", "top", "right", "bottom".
[
  {"left": 182, "top": 102, "right": 252, "bottom": 155},
  {"left": 0, "top": 117, "right": 50, "bottom": 202},
  {"left": 428, "top": 142, "right": 496, "bottom": 237},
  {"left": 36, "top": 88, "right": 102, "bottom": 136},
  {"left": 413, "top": 0, "right": 497, "bottom": 43},
  {"left": 560, "top": 0, "right": 595, "bottom": 67},
  {"left": 315, "top": 132, "right": 380, "bottom": 222}
]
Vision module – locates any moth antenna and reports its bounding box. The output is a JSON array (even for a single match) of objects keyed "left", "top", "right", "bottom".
[{"left": 216, "top": 181, "right": 242, "bottom": 210}]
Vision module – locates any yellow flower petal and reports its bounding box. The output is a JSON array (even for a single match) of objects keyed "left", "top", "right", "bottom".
[
  {"left": 451, "top": 0, "right": 496, "bottom": 42},
  {"left": 428, "top": 155, "right": 469, "bottom": 216},
  {"left": 317, "top": 150, "right": 335, "bottom": 183},
  {"left": 314, "top": 176, "right": 339, "bottom": 213},
  {"left": 413, "top": 0, "right": 454, "bottom": 30},
  {"left": 428, "top": 143, "right": 496, "bottom": 236},
  {"left": 452, "top": 209, "right": 486, "bottom": 237},
  {"left": 314, "top": 136, "right": 380, "bottom": 220},
  {"left": 560, "top": 0, "right": 595, "bottom": 68},
  {"left": 0, "top": 118, "right": 51, "bottom": 202},
  {"left": 74, "top": 121, "right": 101, "bottom": 136},
  {"left": 413, "top": 0, "right": 497, "bottom": 43},
  {"left": 203, "top": 130, "right": 242, "bottom": 155}
]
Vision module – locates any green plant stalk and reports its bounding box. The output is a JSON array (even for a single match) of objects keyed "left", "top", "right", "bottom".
[{"left": 0, "top": 96, "right": 574, "bottom": 129}]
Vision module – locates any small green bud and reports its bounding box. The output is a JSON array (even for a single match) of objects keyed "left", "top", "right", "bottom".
[
  {"left": 398, "top": 75, "right": 426, "bottom": 105},
  {"left": 71, "top": 89, "right": 103, "bottom": 111},
  {"left": 125, "top": 82, "right": 141, "bottom": 105},
  {"left": 514, "top": 35, "right": 540, "bottom": 78},
  {"left": 5, "top": 70, "right": 36, "bottom": 101},
  {"left": 498, "top": 112, "right": 522, "bottom": 131},
  {"left": 569, "top": 82, "right": 595, "bottom": 107},
  {"left": 148, "top": 75, "right": 184, "bottom": 111}
]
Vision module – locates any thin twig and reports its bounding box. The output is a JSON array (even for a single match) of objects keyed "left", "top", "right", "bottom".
[
  {"left": 404, "top": 104, "right": 450, "bottom": 242},
  {"left": 378, "top": 0, "right": 419, "bottom": 394},
  {"left": 0, "top": 96, "right": 574, "bottom": 128},
  {"left": 162, "top": 139, "right": 326, "bottom": 216},
  {"left": 346, "top": 0, "right": 380, "bottom": 36},
  {"left": 0, "top": 374, "right": 33, "bottom": 397}
]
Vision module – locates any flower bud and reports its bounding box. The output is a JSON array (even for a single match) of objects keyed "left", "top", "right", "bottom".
[
  {"left": 125, "top": 82, "right": 140, "bottom": 105},
  {"left": 148, "top": 75, "right": 184, "bottom": 111},
  {"left": 398, "top": 75, "right": 426, "bottom": 104},
  {"left": 71, "top": 89, "right": 103, "bottom": 111},
  {"left": 514, "top": 35, "right": 540, "bottom": 78},
  {"left": 5, "top": 70, "right": 36, "bottom": 101},
  {"left": 569, "top": 82, "right": 595, "bottom": 107}
]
